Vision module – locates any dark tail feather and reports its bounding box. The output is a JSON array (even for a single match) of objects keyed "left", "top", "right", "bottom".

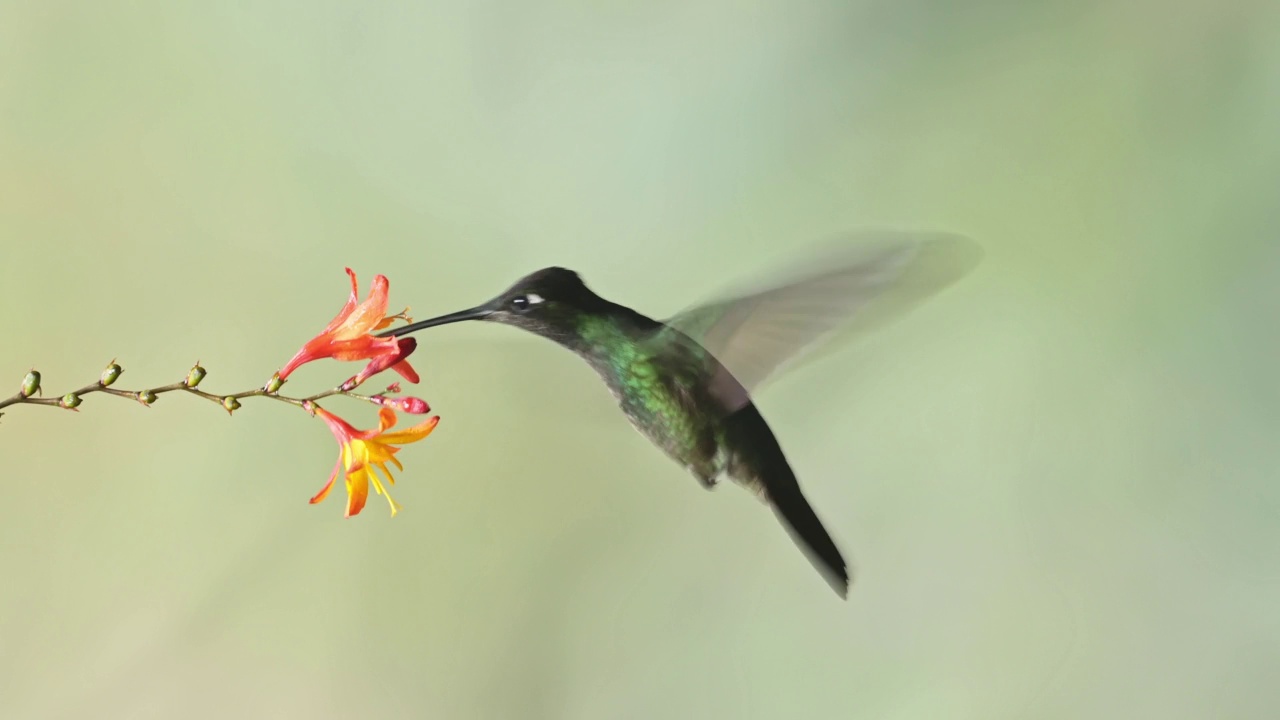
[
  {"left": 726, "top": 403, "right": 851, "bottom": 598},
  {"left": 767, "top": 477, "right": 851, "bottom": 598}
]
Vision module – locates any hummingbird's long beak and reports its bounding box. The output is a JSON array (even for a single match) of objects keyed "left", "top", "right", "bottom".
[{"left": 375, "top": 300, "right": 497, "bottom": 338}]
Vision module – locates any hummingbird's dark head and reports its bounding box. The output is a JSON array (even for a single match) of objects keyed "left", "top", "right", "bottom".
[
  {"left": 380, "top": 266, "right": 609, "bottom": 344},
  {"left": 484, "top": 266, "right": 605, "bottom": 334}
]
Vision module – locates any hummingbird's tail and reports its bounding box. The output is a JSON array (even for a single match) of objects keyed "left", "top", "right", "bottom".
[
  {"left": 724, "top": 404, "right": 851, "bottom": 598},
  {"left": 765, "top": 468, "right": 851, "bottom": 598}
]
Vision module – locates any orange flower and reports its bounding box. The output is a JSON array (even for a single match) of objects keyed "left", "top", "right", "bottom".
[
  {"left": 310, "top": 406, "right": 441, "bottom": 517},
  {"left": 278, "top": 268, "right": 419, "bottom": 387}
]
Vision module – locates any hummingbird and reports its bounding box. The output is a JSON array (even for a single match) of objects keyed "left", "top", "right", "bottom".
[{"left": 378, "top": 232, "right": 981, "bottom": 598}]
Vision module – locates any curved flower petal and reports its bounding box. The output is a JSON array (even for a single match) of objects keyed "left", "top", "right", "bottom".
[
  {"left": 332, "top": 274, "right": 391, "bottom": 340},
  {"left": 316, "top": 407, "right": 360, "bottom": 441},
  {"left": 379, "top": 415, "right": 440, "bottom": 445},
  {"left": 316, "top": 267, "right": 362, "bottom": 335},
  {"left": 309, "top": 459, "right": 341, "bottom": 504},
  {"left": 389, "top": 359, "right": 420, "bottom": 384},
  {"left": 366, "top": 407, "right": 398, "bottom": 437},
  {"left": 344, "top": 468, "right": 370, "bottom": 517}
]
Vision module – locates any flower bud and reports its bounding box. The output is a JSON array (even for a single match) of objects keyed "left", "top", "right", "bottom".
[
  {"left": 222, "top": 396, "right": 241, "bottom": 414},
  {"left": 384, "top": 382, "right": 402, "bottom": 394},
  {"left": 264, "top": 373, "right": 284, "bottom": 394},
  {"left": 137, "top": 390, "right": 158, "bottom": 405},
  {"left": 100, "top": 361, "right": 122, "bottom": 387},
  {"left": 20, "top": 370, "right": 41, "bottom": 398},
  {"left": 185, "top": 364, "right": 207, "bottom": 388},
  {"left": 60, "top": 393, "right": 81, "bottom": 409},
  {"left": 373, "top": 395, "right": 430, "bottom": 414}
]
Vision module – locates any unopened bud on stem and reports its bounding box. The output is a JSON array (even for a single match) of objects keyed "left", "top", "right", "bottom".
[
  {"left": 185, "top": 364, "right": 207, "bottom": 388},
  {"left": 100, "top": 361, "right": 122, "bottom": 387},
  {"left": 372, "top": 394, "right": 431, "bottom": 414},
  {"left": 20, "top": 370, "right": 41, "bottom": 398}
]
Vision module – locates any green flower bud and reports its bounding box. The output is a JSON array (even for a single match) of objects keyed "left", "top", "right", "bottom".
[
  {"left": 265, "top": 373, "right": 284, "bottom": 394},
  {"left": 137, "top": 390, "right": 158, "bottom": 405},
  {"left": 60, "top": 393, "right": 81, "bottom": 409},
  {"left": 222, "top": 396, "right": 241, "bottom": 414},
  {"left": 185, "top": 364, "right": 207, "bottom": 388},
  {"left": 20, "top": 370, "right": 41, "bottom": 398},
  {"left": 100, "top": 361, "right": 122, "bottom": 387}
]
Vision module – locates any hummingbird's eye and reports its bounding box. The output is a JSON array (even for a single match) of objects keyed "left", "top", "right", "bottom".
[{"left": 508, "top": 293, "right": 544, "bottom": 313}]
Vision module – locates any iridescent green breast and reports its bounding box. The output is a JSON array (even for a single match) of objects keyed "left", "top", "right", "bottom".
[{"left": 576, "top": 315, "right": 723, "bottom": 470}]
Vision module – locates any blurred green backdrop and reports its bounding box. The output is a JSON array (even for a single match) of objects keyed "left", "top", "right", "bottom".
[{"left": 2, "top": 1, "right": 1277, "bottom": 718}]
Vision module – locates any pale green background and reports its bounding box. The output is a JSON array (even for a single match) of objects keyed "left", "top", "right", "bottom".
[{"left": 2, "top": 2, "right": 1277, "bottom": 718}]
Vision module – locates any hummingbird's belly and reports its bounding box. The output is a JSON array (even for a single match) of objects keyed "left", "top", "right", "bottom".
[{"left": 610, "top": 373, "right": 722, "bottom": 480}]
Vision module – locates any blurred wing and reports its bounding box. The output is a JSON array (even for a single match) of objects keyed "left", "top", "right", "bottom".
[{"left": 658, "top": 231, "right": 982, "bottom": 411}]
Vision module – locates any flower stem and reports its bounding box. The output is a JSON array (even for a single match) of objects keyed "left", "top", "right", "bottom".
[{"left": 0, "top": 371, "right": 382, "bottom": 422}]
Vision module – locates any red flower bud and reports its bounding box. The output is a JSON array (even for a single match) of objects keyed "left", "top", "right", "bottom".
[{"left": 372, "top": 394, "right": 431, "bottom": 414}]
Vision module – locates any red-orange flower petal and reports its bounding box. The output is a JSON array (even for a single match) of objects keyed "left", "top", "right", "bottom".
[
  {"left": 316, "top": 267, "right": 361, "bottom": 336},
  {"left": 368, "top": 406, "right": 398, "bottom": 437},
  {"left": 346, "top": 338, "right": 419, "bottom": 389},
  {"left": 278, "top": 269, "right": 415, "bottom": 383},
  {"left": 310, "top": 464, "right": 339, "bottom": 505},
  {"left": 316, "top": 404, "right": 361, "bottom": 440},
  {"left": 333, "top": 274, "right": 390, "bottom": 340},
  {"left": 389, "top": 358, "right": 420, "bottom": 384}
]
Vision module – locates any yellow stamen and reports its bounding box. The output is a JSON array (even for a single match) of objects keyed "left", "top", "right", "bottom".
[{"left": 368, "top": 464, "right": 401, "bottom": 516}]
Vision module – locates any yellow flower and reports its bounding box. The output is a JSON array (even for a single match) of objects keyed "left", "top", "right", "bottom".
[{"left": 310, "top": 406, "right": 440, "bottom": 517}]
